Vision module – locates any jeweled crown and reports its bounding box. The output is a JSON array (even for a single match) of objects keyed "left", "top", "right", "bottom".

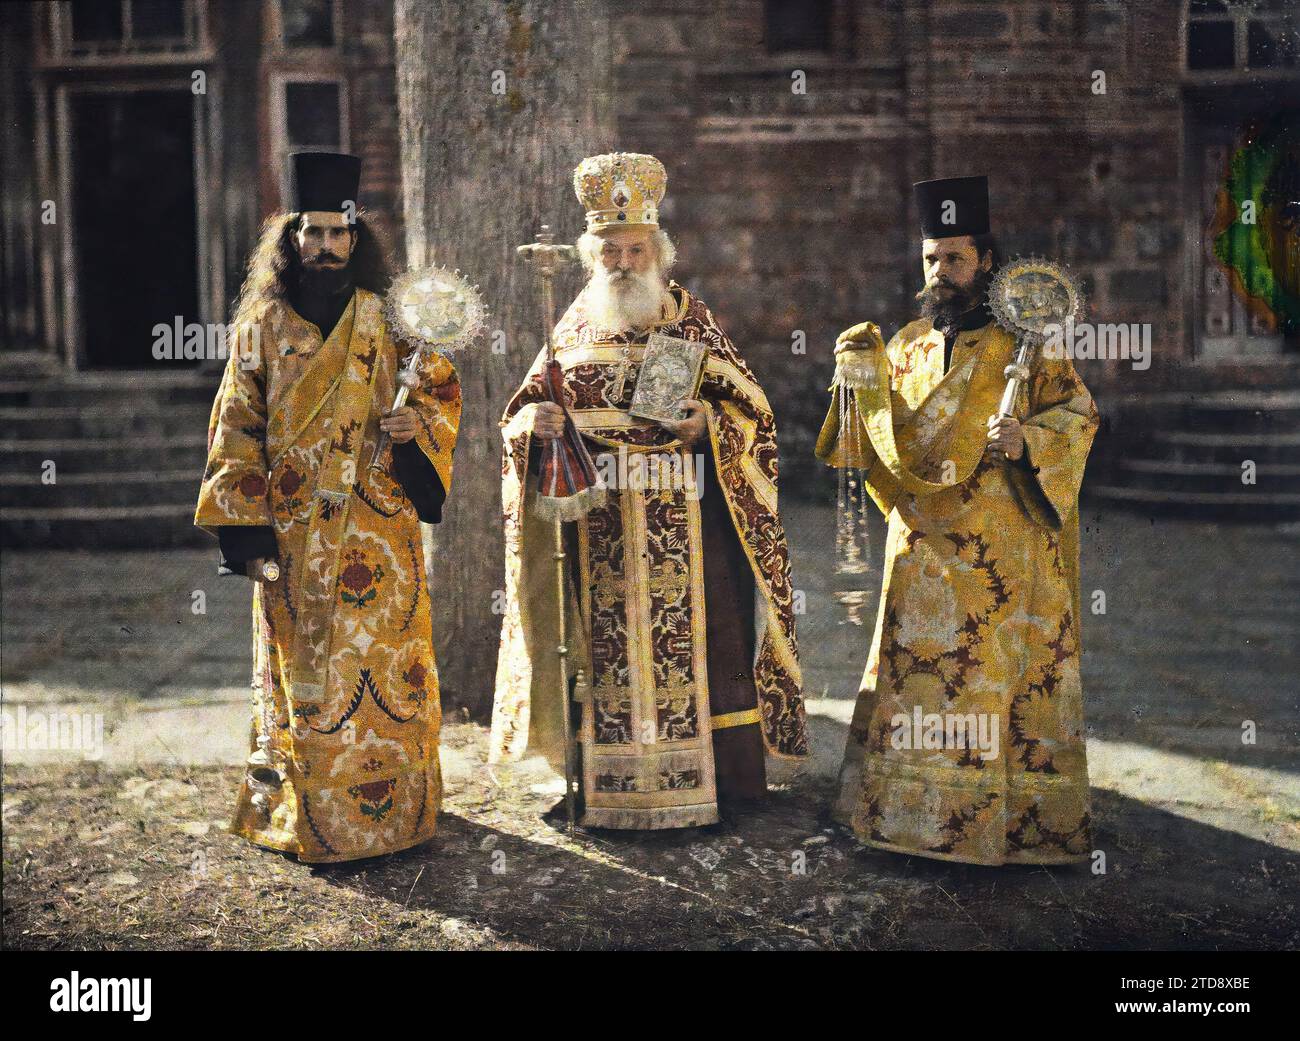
[{"left": 573, "top": 152, "right": 667, "bottom": 232}]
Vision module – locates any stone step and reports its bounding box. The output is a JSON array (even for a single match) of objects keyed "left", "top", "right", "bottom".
[
  {"left": 1117, "top": 458, "right": 1300, "bottom": 493},
  {"left": 1084, "top": 484, "right": 1300, "bottom": 522},
  {"left": 1091, "top": 384, "right": 1300, "bottom": 520},
  {"left": 1, "top": 502, "right": 207, "bottom": 549},
  {"left": 1104, "top": 393, "right": 1300, "bottom": 437},
  {"left": 0, "top": 371, "right": 219, "bottom": 409},
  {"left": 1146, "top": 429, "right": 1300, "bottom": 466},
  {"left": 0, "top": 435, "right": 208, "bottom": 475},
  {"left": 0, "top": 469, "right": 199, "bottom": 510},
  {"left": 1151, "top": 356, "right": 1300, "bottom": 394},
  {"left": 0, "top": 403, "right": 212, "bottom": 441},
  {"left": 0, "top": 372, "right": 219, "bottom": 546}
]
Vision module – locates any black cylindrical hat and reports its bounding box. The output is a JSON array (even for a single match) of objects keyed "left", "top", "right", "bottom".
[
  {"left": 290, "top": 151, "right": 362, "bottom": 213},
  {"left": 913, "top": 175, "right": 989, "bottom": 238}
]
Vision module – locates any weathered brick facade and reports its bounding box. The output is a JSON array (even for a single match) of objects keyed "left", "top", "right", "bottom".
[
  {"left": 2, "top": 1, "right": 1295, "bottom": 544},
  {"left": 242, "top": 0, "right": 406, "bottom": 291},
  {"left": 599, "top": 0, "right": 1279, "bottom": 462},
  {"left": 0, "top": 0, "right": 406, "bottom": 368},
  {"left": 0, "top": 0, "right": 411, "bottom": 546}
]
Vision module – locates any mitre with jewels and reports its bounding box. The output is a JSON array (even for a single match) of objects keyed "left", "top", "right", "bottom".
[{"left": 573, "top": 152, "right": 667, "bottom": 232}]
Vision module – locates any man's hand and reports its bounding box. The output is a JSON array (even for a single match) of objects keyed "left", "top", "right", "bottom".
[
  {"left": 658, "top": 399, "right": 708, "bottom": 446},
  {"left": 380, "top": 406, "right": 420, "bottom": 444},
  {"left": 986, "top": 414, "right": 1024, "bottom": 461},
  {"left": 528, "top": 401, "right": 566, "bottom": 440},
  {"left": 834, "top": 320, "right": 885, "bottom": 356}
]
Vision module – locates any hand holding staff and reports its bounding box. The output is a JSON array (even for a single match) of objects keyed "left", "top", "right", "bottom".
[{"left": 516, "top": 225, "right": 587, "bottom": 837}]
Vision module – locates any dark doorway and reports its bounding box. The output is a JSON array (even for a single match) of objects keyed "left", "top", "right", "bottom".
[{"left": 71, "top": 89, "right": 198, "bottom": 368}]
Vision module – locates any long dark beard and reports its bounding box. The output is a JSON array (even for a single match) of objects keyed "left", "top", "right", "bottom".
[
  {"left": 297, "top": 262, "right": 353, "bottom": 296},
  {"left": 916, "top": 267, "right": 994, "bottom": 328},
  {"left": 231, "top": 213, "right": 391, "bottom": 331}
]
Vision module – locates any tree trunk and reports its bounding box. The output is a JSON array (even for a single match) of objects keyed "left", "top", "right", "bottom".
[{"left": 395, "top": 0, "right": 614, "bottom": 717}]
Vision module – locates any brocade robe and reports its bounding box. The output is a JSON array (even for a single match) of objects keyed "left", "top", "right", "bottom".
[
  {"left": 816, "top": 316, "right": 1099, "bottom": 865},
  {"left": 196, "top": 289, "right": 461, "bottom": 862},
  {"left": 490, "top": 282, "right": 808, "bottom": 829}
]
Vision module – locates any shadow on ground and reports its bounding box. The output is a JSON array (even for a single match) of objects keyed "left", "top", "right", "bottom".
[
  {"left": 2, "top": 501, "right": 1297, "bottom": 948},
  {"left": 4, "top": 721, "right": 1296, "bottom": 950}
]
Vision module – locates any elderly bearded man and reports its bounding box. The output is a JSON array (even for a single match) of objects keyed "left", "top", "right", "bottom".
[
  {"left": 817, "top": 175, "right": 1099, "bottom": 865},
  {"left": 196, "top": 152, "right": 462, "bottom": 861},
  {"left": 491, "top": 152, "right": 807, "bottom": 829}
]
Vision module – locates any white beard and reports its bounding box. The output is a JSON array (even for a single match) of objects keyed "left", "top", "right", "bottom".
[{"left": 584, "top": 266, "right": 666, "bottom": 333}]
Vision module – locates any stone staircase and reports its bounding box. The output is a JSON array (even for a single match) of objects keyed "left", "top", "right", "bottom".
[
  {"left": 3, "top": 369, "right": 1297, "bottom": 546},
  {"left": 1086, "top": 385, "right": 1300, "bottom": 522},
  {"left": 0, "top": 371, "right": 219, "bottom": 548}
]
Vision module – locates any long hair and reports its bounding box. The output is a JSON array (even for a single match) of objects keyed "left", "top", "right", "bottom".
[{"left": 231, "top": 211, "right": 392, "bottom": 329}]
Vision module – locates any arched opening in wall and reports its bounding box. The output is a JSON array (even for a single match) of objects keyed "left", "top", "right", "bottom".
[{"left": 1183, "top": 0, "right": 1299, "bottom": 360}]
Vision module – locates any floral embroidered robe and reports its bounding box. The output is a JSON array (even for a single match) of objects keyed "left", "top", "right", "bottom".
[
  {"left": 816, "top": 317, "right": 1099, "bottom": 865},
  {"left": 490, "top": 282, "right": 808, "bottom": 829},
  {"left": 196, "top": 289, "right": 461, "bottom": 862}
]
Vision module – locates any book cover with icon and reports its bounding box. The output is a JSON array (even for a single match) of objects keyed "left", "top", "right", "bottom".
[{"left": 628, "top": 333, "right": 706, "bottom": 423}]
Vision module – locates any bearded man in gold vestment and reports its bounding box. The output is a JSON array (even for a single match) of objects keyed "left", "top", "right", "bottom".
[
  {"left": 491, "top": 153, "right": 807, "bottom": 829},
  {"left": 196, "top": 153, "right": 461, "bottom": 862},
  {"left": 818, "top": 175, "right": 1099, "bottom": 865}
]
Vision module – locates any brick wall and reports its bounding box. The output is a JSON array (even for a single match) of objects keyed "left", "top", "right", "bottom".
[
  {"left": 343, "top": 0, "right": 404, "bottom": 261},
  {"left": 918, "top": 1, "right": 1186, "bottom": 396},
  {"left": 365, "top": 1, "right": 1292, "bottom": 460},
  {"left": 590, "top": 1, "right": 1220, "bottom": 465},
  {"left": 211, "top": 0, "right": 406, "bottom": 314}
]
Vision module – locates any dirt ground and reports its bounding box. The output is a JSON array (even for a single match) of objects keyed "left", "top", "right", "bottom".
[
  {"left": 4, "top": 720, "right": 1296, "bottom": 951},
  {"left": 3, "top": 502, "right": 1298, "bottom": 950}
]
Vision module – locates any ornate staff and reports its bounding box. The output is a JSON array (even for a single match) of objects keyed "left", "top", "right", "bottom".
[
  {"left": 516, "top": 225, "right": 604, "bottom": 835},
  {"left": 988, "top": 256, "right": 1085, "bottom": 423},
  {"left": 373, "top": 264, "right": 487, "bottom": 467}
]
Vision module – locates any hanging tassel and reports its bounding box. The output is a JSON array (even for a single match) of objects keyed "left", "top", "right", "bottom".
[
  {"left": 832, "top": 321, "right": 884, "bottom": 391},
  {"left": 534, "top": 483, "right": 607, "bottom": 521},
  {"left": 825, "top": 326, "right": 885, "bottom": 625},
  {"left": 573, "top": 669, "right": 591, "bottom": 704},
  {"left": 832, "top": 354, "right": 878, "bottom": 391},
  {"left": 533, "top": 358, "right": 606, "bottom": 518}
]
